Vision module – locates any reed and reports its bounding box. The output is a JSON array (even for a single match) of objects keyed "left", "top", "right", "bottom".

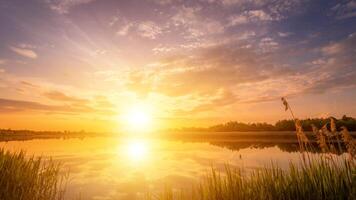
[
  {"left": 0, "top": 149, "right": 66, "bottom": 200},
  {"left": 148, "top": 97, "right": 356, "bottom": 200}
]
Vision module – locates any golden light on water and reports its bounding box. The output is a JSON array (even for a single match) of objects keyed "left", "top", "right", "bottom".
[{"left": 124, "top": 139, "right": 150, "bottom": 162}]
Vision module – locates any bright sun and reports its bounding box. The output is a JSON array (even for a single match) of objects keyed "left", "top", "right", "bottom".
[{"left": 121, "top": 104, "right": 153, "bottom": 132}]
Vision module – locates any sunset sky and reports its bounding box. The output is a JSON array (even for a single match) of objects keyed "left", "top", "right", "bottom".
[{"left": 0, "top": 0, "right": 355, "bottom": 131}]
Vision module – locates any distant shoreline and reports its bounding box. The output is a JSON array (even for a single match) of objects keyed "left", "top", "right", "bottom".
[{"left": 1, "top": 129, "right": 355, "bottom": 142}]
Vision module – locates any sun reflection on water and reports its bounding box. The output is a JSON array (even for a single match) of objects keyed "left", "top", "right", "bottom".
[{"left": 123, "top": 139, "right": 150, "bottom": 162}]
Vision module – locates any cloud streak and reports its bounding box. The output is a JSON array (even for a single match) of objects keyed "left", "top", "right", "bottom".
[
  {"left": 43, "top": 90, "right": 89, "bottom": 104},
  {"left": 9, "top": 46, "right": 38, "bottom": 59}
]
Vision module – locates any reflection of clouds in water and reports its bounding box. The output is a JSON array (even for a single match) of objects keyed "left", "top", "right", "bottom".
[
  {"left": 0, "top": 137, "right": 324, "bottom": 200},
  {"left": 153, "top": 174, "right": 197, "bottom": 189},
  {"left": 113, "top": 172, "right": 148, "bottom": 200}
]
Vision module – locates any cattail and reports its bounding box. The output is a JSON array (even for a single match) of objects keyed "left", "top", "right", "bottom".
[
  {"left": 281, "top": 97, "right": 289, "bottom": 111},
  {"left": 280, "top": 97, "right": 308, "bottom": 153}
]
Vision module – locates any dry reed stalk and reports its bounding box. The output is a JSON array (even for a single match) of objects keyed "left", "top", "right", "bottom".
[
  {"left": 281, "top": 97, "right": 309, "bottom": 152},
  {"left": 330, "top": 118, "right": 336, "bottom": 133},
  {"left": 312, "top": 124, "right": 328, "bottom": 153},
  {"left": 341, "top": 126, "right": 356, "bottom": 159},
  {"left": 321, "top": 124, "right": 338, "bottom": 153},
  {"left": 330, "top": 117, "right": 344, "bottom": 153}
]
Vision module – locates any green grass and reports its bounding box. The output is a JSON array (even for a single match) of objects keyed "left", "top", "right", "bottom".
[
  {"left": 148, "top": 157, "right": 355, "bottom": 200},
  {"left": 0, "top": 149, "right": 66, "bottom": 200},
  {"left": 147, "top": 99, "right": 356, "bottom": 200}
]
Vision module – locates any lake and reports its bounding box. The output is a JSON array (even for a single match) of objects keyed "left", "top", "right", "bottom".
[{"left": 0, "top": 135, "right": 349, "bottom": 200}]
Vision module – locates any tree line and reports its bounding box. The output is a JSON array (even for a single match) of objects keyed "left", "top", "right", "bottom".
[{"left": 180, "top": 115, "right": 356, "bottom": 132}]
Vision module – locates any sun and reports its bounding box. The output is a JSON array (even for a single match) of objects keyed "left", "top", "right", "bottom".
[{"left": 121, "top": 103, "right": 153, "bottom": 132}]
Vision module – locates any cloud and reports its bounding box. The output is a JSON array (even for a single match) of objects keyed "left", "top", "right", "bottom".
[
  {"left": 115, "top": 19, "right": 165, "bottom": 39},
  {"left": 331, "top": 0, "right": 356, "bottom": 19},
  {"left": 223, "top": 0, "right": 309, "bottom": 21},
  {"left": 116, "top": 23, "right": 133, "bottom": 36},
  {"left": 137, "top": 21, "right": 163, "bottom": 39},
  {"left": 20, "top": 81, "right": 40, "bottom": 88},
  {"left": 43, "top": 90, "right": 89, "bottom": 104},
  {"left": 303, "top": 72, "right": 356, "bottom": 94},
  {"left": 303, "top": 33, "right": 356, "bottom": 94},
  {"left": 9, "top": 46, "right": 38, "bottom": 59},
  {"left": 149, "top": 0, "right": 176, "bottom": 5},
  {"left": 0, "top": 59, "right": 6, "bottom": 65},
  {"left": 124, "top": 32, "right": 356, "bottom": 115},
  {"left": 259, "top": 37, "right": 279, "bottom": 52},
  {"left": 0, "top": 98, "right": 73, "bottom": 113},
  {"left": 278, "top": 32, "right": 292, "bottom": 37},
  {"left": 227, "top": 15, "right": 249, "bottom": 26},
  {"left": 111, "top": 18, "right": 162, "bottom": 40},
  {"left": 93, "top": 96, "right": 114, "bottom": 108},
  {"left": 0, "top": 69, "right": 5, "bottom": 73},
  {"left": 127, "top": 40, "right": 292, "bottom": 100},
  {"left": 228, "top": 10, "right": 275, "bottom": 26},
  {"left": 170, "top": 5, "right": 225, "bottom": 39},
  {"left": 173, "top": 89, "right": 238, "bottom": 115},
  {"left": 248, "top": 10, "right": 273, "bottom": 20},
  {"left": 125, "top": 70, "right": 154, "bottom": 98},
  {"left": 46, "top": 0, "right": 98, "bottom": 14},
  {"left": 0, "top": 96, "right": 105, "bottom": 114},
  {"left": 171, "top": 6, "right": 200, "bottom": 26},
  {"left": 152, "top": 45, "right": 176, "bottom": 54},
  {"left": 321, "top": 33, "right": 356, "bottom": 55}
]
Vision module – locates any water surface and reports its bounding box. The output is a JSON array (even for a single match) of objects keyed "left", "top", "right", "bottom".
[{"left": 0, "top": 136, "right": 343, "bottom": 200}]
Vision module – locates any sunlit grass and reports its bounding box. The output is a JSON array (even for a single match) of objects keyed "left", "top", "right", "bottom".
[
  {"left": 146, "top": 98, "right": 356, "bottom": 200},
  {"left": 0, "top": 149, "right": 66, "bottom": 200},
  {"left": 149, "top": 157, "right": 355, "bottom": 200}
]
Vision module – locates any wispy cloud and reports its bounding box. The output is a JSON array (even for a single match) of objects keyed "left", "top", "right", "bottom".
[
  {"left": 331, "top": 0, "right": 356, "bottom": 19},
  {"left": 46, "top": 0, "right": 98, "bottom": 14},
  {"left": 170, "top": 5, "right": 225, "bottom": 39},
  {"left": 0, "top": 98, "right": 72, "bottom": 113},
  {"left": 137, "top": 21, "right": 163, "bottom": 39},
  {"left": 228, "top": 10, "right": 275, "bottom": 26},
  {"left": 128, "top": 39, "right": 292, "bottom": 100},
  {"left": 116, "top": 23, "right": 133, "bottom": 36},
  {"left": 9, "top": 46, "right": 38, "bottom": 59},
  {"left": 43, "top": 90, "right": 89, "bottom": 104},
  {"left": 278, "top": 32, "right": 293, "bottom": 37}
]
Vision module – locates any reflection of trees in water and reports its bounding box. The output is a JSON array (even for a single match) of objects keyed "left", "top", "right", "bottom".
[{"left": 209, "top": 141, "right": 348, "bottom": 155}]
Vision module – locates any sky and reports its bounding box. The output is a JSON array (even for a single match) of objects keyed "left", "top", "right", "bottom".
[{"left": 0, "top": 0, "right": 355, "bottom": 131}]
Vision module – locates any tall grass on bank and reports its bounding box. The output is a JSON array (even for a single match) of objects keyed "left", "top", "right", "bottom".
[
  {"left": 0, "top": 149, "right": 66, "bottom": 200},
  {"left": 148, "top": 98, "right": 356, "bottom": 200},
  {"left": 149, "top": 157, "right": 355, "bottom": 200}
]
